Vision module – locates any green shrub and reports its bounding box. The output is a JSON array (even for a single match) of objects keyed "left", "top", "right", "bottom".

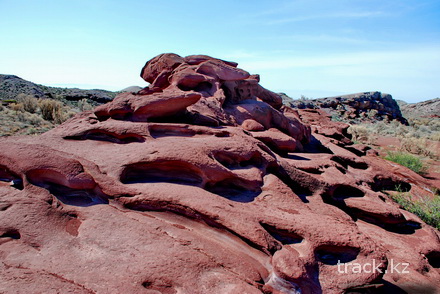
[
  {"left": 385, "top": 151, "right": 427, "bottom": 174},
  {"left": 391, "top": 192, "right": 440, "bottom": 230}
]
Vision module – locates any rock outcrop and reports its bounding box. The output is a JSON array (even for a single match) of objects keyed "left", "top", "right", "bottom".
[
  {"left": 287, "top": 92, "right": 408, "bottom": 124},
  {"left": 0, "top": 54, "right": 439, "bottom": 294}
]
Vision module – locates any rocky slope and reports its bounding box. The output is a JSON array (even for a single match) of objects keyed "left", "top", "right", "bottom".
[
  {"left": 286, "top": 92, "right": 407, "bottom": 124},
  {"left": 0, "top": 54, "right": 439, "bottom": 294},
  {"left": 399, "top": 98, "right": 440, "bottom": 119},
  {"left": 0, "top": 74, "right": 117, "bottom": 103}
]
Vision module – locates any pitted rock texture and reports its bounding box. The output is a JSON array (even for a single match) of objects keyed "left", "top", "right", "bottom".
[
  {"left": 287, "top": 91, "right": 408, "bottom": 124},
  {"left": 0, "top": 54, "right": 439, "bottom": 294}
]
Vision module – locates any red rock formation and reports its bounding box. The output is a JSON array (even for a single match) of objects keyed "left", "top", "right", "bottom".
[{"left": 0, "top": 54, "right": 439, "bottom": 294}]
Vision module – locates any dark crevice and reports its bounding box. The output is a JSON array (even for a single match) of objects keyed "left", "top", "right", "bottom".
[
  {"left": 44, "top": 183, "right": 108, "bottom": 207},
  {"left": 345, "top": 280, "right": 407, "bottom": 294},
  {"left": 296, "top": 167, "right": 323, "bottom": 175},
  {"left": 426, "top": 251, "right": 440, "bottom": 268},
  {"left": 268, "top": 166, "right": 314, "bottom": 203},
  {"left": 284, "top": 154, "right": 311, "bottom": 161},
  {"left": 64, "top": 130, "right": 145, "bottom": 144},
  {"left": 121, "top": 161, "right": 203, "bottom": 186},
  {"left": 0, "top": 165, "right": 23, "bottom": 190},
  {"left": 149, "top": 124, "right": 197, "bottom": 138},
  {"left": 0, "top": 202, "right": 12, "bottom": 211},
  {"left": 315, "top": 245, "right": 359, "bottom": 265},
  {"left": 0, "top": 229, "right": 21, "bottom": 239},
  {"left": 353, "top": 209, "right": 421, "bottom": 234},
  {"left": 302, "top": 136, "right": 333, "bottom": 154},
  {"left": 343, "top": 145, "right": 367, "bottom": 157},
  {"left": 371, "top": 177, "right": 411, "bottom": 193},
  {"left": 331, "top": 156, "right": 368, "bottom": 170},
  {"left": 205, "top": 179, "right": 261, "bottom": 203},
  {"left": 27, "top": 170, "right": 108, "bottom": 207},
  {"left": 212, "top": 151, "right": 263, "bottom": 170},
  {"left": 321, "top": 188, "right": 421, "bottom": 235},
  {"left": 260, "top": 223, "right": 303, "bottom": 245},
  {"left": 332, "top": 185, "right": 365, "bottom": 200}
]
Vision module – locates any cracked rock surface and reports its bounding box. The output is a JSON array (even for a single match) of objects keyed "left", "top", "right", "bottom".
[{"left": 0, "top": 54, "right": 439, "bottom": 294}]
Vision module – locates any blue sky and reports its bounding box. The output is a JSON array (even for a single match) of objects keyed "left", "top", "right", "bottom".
[{"left": 1, "top": 0, "right": 439, "bottom": 102}]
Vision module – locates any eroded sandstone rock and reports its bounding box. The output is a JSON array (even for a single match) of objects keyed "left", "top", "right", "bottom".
[{"left": 0, "top": 54, "right": 439, "bottom": 294}]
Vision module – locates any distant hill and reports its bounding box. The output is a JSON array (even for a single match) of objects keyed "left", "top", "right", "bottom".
[
  {"left": 120, "top": 86, "right": 143, "bottom": 93},
  {"left": 398, "top": 98, "right": 440, "bottom": 119},
  {"left": 0, "top": 74, "right": 118, "bottom": 103}
]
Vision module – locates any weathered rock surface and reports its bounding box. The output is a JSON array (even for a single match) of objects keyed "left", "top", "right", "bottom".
[
  {"left": 287, "top": 92, "right": 408, "bottom": 124},
  {"left": 0, "top": 54, "right": 439, "bottom": 294}
]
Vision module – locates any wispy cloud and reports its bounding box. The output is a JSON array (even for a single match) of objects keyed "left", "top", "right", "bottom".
[
  {"left": 267, "top": 10, "right": 386, "bottom": 25},
  {"left": 240, "top": 46, "right": 440, "bottom": 72}
]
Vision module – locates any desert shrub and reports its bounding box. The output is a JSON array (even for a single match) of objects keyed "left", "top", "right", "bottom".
[
  {"left": 348, "top": 125, "right": 370, "bottom": 143},
  {"left": 391, "top": 191, "right": 440, "bottom": 230},
  {"left": 429, "top": 132, "right": 440, "bottom": 141},
  {"left": 10, "top": 103, "right": 24, "bottom": 112},
  {"left": 39, "top": 99, "right": 62, "bottom": 121},
  {"left": 400, "top": 137, "right": 435, "bottom": 158},
  {"left": 385, "top": 151, "right": 427, "bottom": 174},
  {"left": 53, "top": 106, "right": 69, "bottom": 124},
  {"left": 367, "top": 109, "right": 378, "bottom": 119},
  {"left": 16, "top": 94, "right": 38, "bottom": 113},
  {"left": 78, "top": 98, "right": 93, "bottom": 111}
]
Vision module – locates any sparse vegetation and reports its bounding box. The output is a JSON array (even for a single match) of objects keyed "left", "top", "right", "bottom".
[
  {"left": 385, "top": 151, "right": 428, "bottom": 175},
  {"left": 16, "top": 93, "right": 38, "bottom": 113},
  {"left": 347, "top": 125, "right": 370, "bottom": 143},
  {"left": 390, "top": 189, "right": 440, "bottom": 230},
  {"left": 1, "top": 93, "right": 99, "bottom": 136}
]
